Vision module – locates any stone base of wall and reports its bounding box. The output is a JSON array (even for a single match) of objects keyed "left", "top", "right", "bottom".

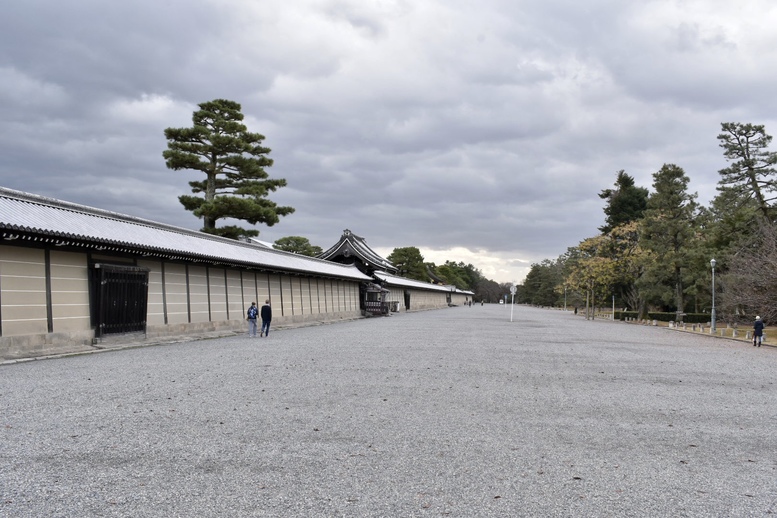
[
  {"left": 144, "top": 320, "right": 245, "bottom": 340},
  {"left": 1, "top": 330, "right": 96, "bottom": 362},
  {"left": 408, "top": 302, "right": 452, "bottom": 312},
  {"left": 1, "top": 311, "right": 364, "bottom": 362},
  {"left": 282, "top": 311, "right": 362, "bottom": 327},
  {"left": 145, "top": 311, "right": 363, "bottom": 339}
]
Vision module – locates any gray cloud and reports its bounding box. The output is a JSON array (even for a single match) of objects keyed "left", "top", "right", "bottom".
[{"left": 2, "top": 0, "right": 776, "bottom": 282}]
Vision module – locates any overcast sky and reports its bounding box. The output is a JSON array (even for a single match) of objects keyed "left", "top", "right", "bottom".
[{"left": 3, "top": 1, "right": 777, "bottom": 283}]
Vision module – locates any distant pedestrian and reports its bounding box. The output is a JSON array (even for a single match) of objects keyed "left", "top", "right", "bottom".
[
  {"left": 260, "top": 299, "right": 272, "bottom": 337},
  {"left": 246, "top": 302, "right": 258, "bottom": 337},
  {"left": 753, "top": 316, "right": 764, "bottom": 347}
]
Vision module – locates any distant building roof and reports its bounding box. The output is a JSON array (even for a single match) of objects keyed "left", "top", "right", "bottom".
[
  {"left": 374, "top": 271, "right": 473, "bottom": 295},
  {"left": 0, "top": 187, "right": 371, "bottom": 282},
  {"left": 318, "top": 229, "right": 398, "bottom": 275},
  {"left": 426, "top": 264, "right": 447, "bottom": 285}
]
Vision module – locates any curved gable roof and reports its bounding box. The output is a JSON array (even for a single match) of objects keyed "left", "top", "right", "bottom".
[{"left": 318, "top": 229, "right": 398, "bottom": 274}]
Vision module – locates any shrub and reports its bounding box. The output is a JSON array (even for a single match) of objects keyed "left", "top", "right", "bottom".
[{"left": 679, "top": 313, "right": 712, "bottom": 324}]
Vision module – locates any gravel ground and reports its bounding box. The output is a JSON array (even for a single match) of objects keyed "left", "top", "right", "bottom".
[{"left": 1, "top": 305, "right": 776, "bottom": 517}]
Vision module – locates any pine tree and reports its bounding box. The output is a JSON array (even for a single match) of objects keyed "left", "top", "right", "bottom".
[
  {"left": 717, "top": 122, "right": 777, "bottom": 222},
  {"left": 387, "top": 247, "right": 427, "bottom": 281},
  {"left": 598, "top": 170, "right": 649, "bottom": 234},
  {"left": 163, "top": 99, "right": 294, "bottom": 239},
  {"left": 639, "top": 164, "right": 699, "bottom": 314},
  {"left": 273, "top": 236, "right": 323, "bottom": 257}
]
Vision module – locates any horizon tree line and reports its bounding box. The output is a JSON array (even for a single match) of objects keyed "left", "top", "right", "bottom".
[{"left": 518, "top": 122, "right": 777, "bottom": 324}]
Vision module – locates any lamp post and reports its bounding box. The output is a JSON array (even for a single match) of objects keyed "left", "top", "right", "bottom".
[
  {"left": 710, "top": 258, "right": 716, "bottom": 333},
  {"left": 612, "top": 293, "right": 615, "bottom": 321},
  {"left": 510, "top": 285, "right": 516, "bottom": 322}
]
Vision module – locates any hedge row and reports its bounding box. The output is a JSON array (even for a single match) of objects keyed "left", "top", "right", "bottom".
[{"left": 615, "top": 311, "right": 711, "bottom": 324}]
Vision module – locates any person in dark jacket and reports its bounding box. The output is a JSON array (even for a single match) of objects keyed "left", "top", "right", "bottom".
[
  {"left": 246, "top": 302, "right": 258, "bottom": 337},
  {"left": 753, "top": 316, "right": 764, "bottom": 347},
  {"left": 260, "top": 299, "right": 272, "bottom": 337}
]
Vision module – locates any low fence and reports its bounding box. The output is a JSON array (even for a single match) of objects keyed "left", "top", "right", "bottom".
[
  {"left": 667, "top": 321, "right": 767, "bottom": 342},
  {"left": 575, "top": 309, "right": 769, "bottom": 345},
  {"left": 619, "top": 316, "right": 769, "bottom": 344}
]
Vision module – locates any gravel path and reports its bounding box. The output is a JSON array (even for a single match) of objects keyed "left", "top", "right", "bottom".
[{"left": 2, "top": 305, "right": 776, "bottom": 517}]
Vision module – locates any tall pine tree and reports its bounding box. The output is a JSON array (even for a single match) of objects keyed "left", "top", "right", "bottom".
[
  {"left": 717, "top": 122, "right": 777, "bottom": 222},
  {"left": 639, "top": 164, "right": 699, "bottom": 314},
  {"left": 163, "top": 99, "right": 294, "bottom": 239}
]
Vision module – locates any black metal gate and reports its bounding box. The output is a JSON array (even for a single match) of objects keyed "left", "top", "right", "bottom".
[{"left": 92, "top": 264, "right": 149, "bottom": 337}]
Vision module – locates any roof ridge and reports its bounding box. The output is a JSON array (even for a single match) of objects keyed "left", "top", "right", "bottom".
[{"left": 0, "top": 186, "right": 370, "bottom": 278}]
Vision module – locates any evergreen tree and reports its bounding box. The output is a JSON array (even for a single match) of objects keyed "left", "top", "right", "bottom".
[
  {"left": 521, "top": 259, "right": 563, "bottom": 306},
  {"left": 598, "top": 170, "right": 649, "bottom": 234},
  {"left": 273, "top": 236, "right": 323, "bottom": 257},
  {"left": 705, "top": 188, "right": 761, "bottom": 253},
  {"left": 474, "top": 278, "right": 503, "bottom": 303},
  {"left": 454, "top": 261, "right": 484, "bottom": 290},
  {"left": 435, "top": 262, "right": 469, "bottom": 289},
  {"left": 639, "top": 164, "right": 699, "bottom": 314},
  {"left": 426, "top": 261, "right": 483, "bottom": 290},
  {"left": 717, "top": 122, "right": 777, "bottom": 222},
  {"left": 386, "top": 247, "right": 427, "bottom": 281},
  {"left": 163, "top": 99, "right": 294, "bottom": 239}
]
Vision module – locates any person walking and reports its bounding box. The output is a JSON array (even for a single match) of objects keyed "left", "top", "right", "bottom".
[
  {"left": 246, "top": 302, "right": 258, "bottom": 337},
  {"left": 260, "top": 299, "right": 272, "bottom": 337},
  {"left": 753, "top": 315, "right": 764, "bottom": 347}
]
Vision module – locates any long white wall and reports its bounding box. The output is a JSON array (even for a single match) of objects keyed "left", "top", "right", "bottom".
[
  {"left": 137, "top": 258, "right": 361, "bottom": 336},
  {"left": 385, "top": 286, "right": 452, "bottom": 312},
  {"left": 0, "top": 244, "right": 362, "bottom": 360}
]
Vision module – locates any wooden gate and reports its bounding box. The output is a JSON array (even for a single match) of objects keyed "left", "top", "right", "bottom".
[{"left": 92, "top": 264, "right": 149, "bottom": 337}]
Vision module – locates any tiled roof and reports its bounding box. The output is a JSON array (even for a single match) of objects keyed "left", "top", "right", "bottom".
[
  {"left": 374, "top": 271, "right": 474, "bottom": 295},
  {"left": 0, "top": 187, "right": 371, "bottom": 282},
  {"left": 318, "top": 229, "right": 397, "bottom": 273}
]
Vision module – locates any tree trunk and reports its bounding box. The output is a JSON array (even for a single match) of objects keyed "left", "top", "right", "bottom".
[
  {"left": 675, "top": 266, "right": 684, "bottom": 316},
  {"left": 585, "top": 289, "right": 590, "bottom": 320},
  {"left": 204, "top": 158, "right": 217, "bottom": 229}
]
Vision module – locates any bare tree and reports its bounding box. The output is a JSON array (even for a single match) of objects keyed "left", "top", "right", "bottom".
[{"left": 718, "top": 222, "right": 777, "bottom": 324}]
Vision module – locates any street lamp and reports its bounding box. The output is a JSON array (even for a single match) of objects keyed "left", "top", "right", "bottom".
[
  {"left": 612, "top": 292, "right": 615, "bottom": 321},
  {"left": 510, "top": 284, "right": 516, "bottom": 322},
  {"left": 710, "top": 258, "right": 716, "bottom": 333}
]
